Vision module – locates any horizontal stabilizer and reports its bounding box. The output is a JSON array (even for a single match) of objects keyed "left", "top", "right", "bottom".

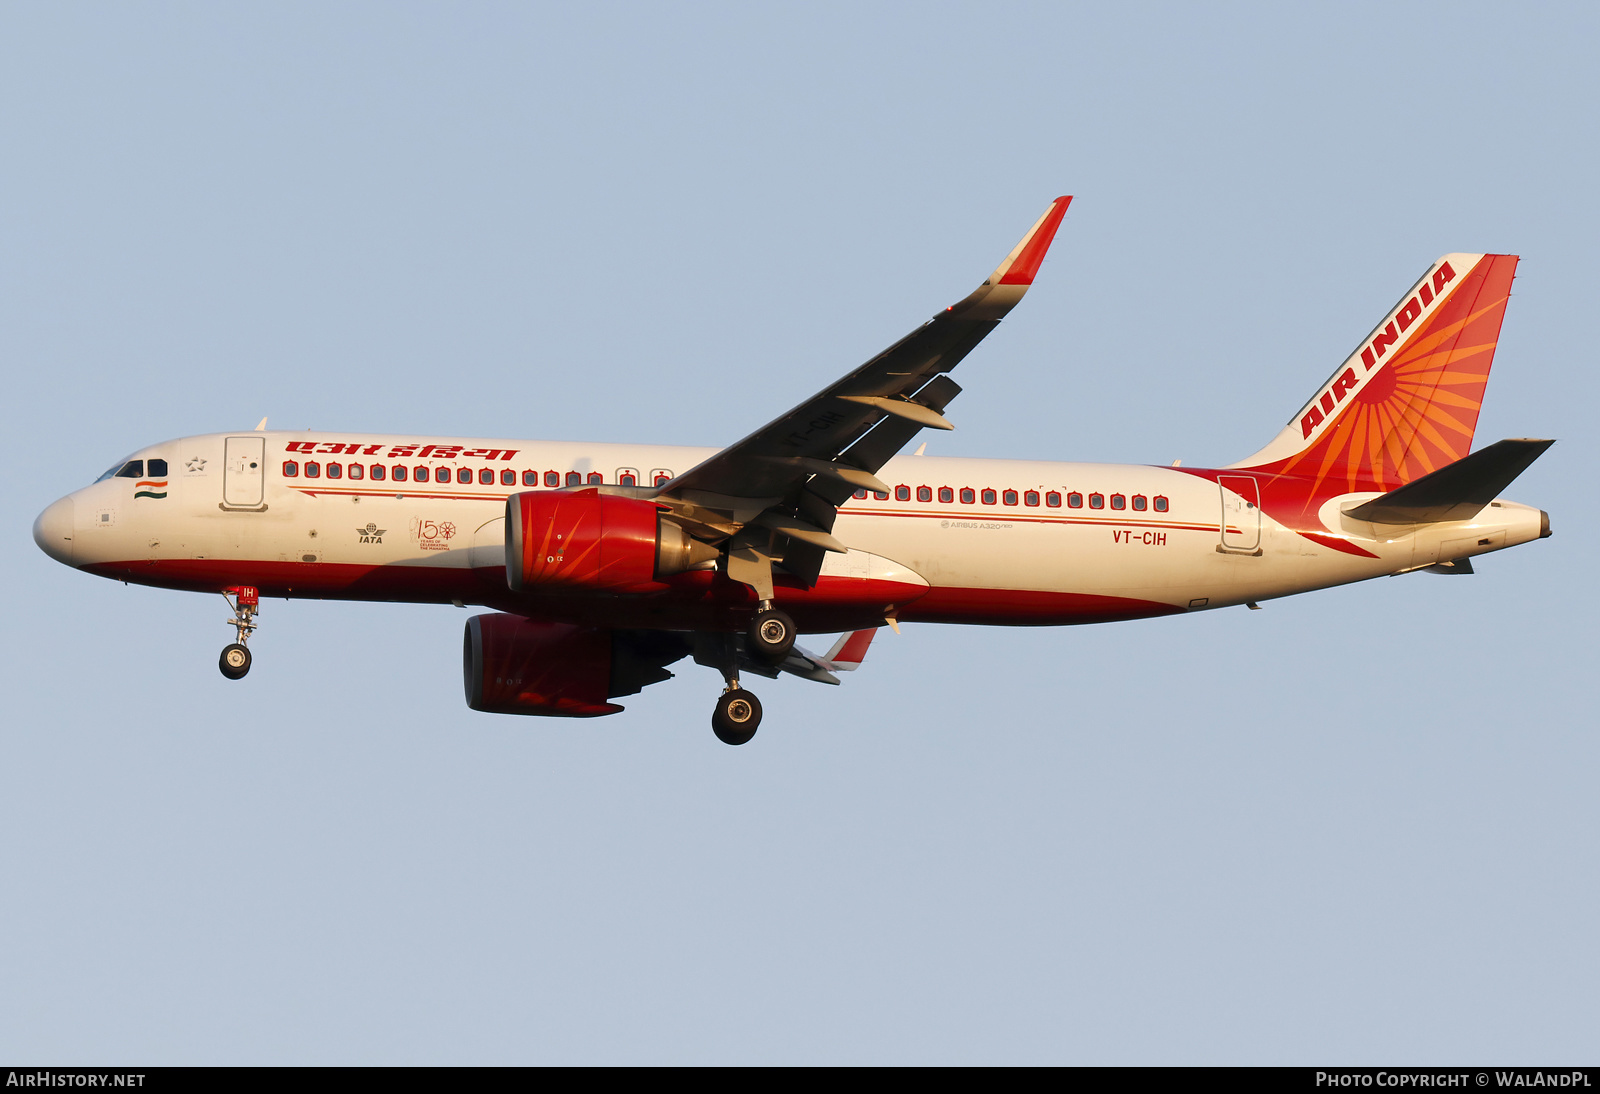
[
  {"left": 735, "top": 641, "right": 841, "bottom": 685},
  {"left": 821, "top": 628, "right": 877, "bottom": 671},
  {"left": 1345, "top": 438, "right": 1554, "bottom": 524}
]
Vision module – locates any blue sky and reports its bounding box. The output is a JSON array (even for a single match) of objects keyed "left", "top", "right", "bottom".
[{"left": 2, "top": 2, "right": 1595, "bottom": 1063}]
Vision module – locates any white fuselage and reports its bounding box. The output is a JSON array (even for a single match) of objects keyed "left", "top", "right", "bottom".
[{"left": 34, "top": 431, "right": 1548, "bottom": 631}]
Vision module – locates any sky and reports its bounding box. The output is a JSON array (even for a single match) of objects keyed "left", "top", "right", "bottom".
[{"left": 2, "top": 1, "right": 1595, "bottom": 1065}]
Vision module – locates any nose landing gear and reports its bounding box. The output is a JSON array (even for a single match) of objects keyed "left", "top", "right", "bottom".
[{"left": 219, "top": 586, "right": 259, "bottom": 680}]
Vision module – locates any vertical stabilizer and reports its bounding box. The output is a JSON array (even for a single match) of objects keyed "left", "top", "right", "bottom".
[{"left": 1232, "top": 253, "right": 1519, "bottom": 496}]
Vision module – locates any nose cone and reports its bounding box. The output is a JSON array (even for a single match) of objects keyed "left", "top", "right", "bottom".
[{"left": 33, "top": 496, "right": 75, "bottom": 565}]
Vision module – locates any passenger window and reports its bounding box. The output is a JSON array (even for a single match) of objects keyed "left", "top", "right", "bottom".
[
  {"left": 566, "top": 471, "right": 582, "bottom": 487},
  {"left": 588, "top": 472, "right": 603, "bottom": 485},
  {"left": 523, "top": 470, "right": 537, "bottom": 486},
  {"left": 1002, "top": 490, "right": 1018, "bottom": 506},
  {"left": 348, "top": 464, "right": 364, "bottom": 481},
  {"left": 916, "top": 486, "right": 932, "bottom": 502},
  {"left": 895, "top": 485, "right": 910, "bottom": 501},
  {"left": 1024, "top": 490, "right": 1039, "bottom": 507},
  {"left": 873, "top": 490, "right": 888, "bottom": 501},
  {"left": 853, "top": 489, "right": 867, "bottom": 500},
  {"left": 458, "top": 468, "right": 472, "bottom": 484},
  {"left": 960, "top": 487, "right": 975, "bottom": 504},
  {"left": 414, "top": 465, "right": 428, "bottom": 481},
  {"left": 282, "top": 461, "right": 299, "bottom": 477},
  {"left": 652, "top": 469, "right": 672, "bottom": 486},
  {"left": 1089, "top": 493, "right": 1104, "bottom": 509},
  {"left": 938, "top": 486, "right": 953, "bottom": 503},
  {"left": 1045, "top": 491, "right": 1061, "bottom": 507},
  {"left": 1154, "top": 495, "right": 1169, "bottom": 513},
  {"left": 981, "top": 488, "right": 996, "bottom": 505},
  {"left": 1067, "top": 492, "right": 1083, "bottom": 508},
  {"left": 147, "top": 459, "right": 168, "bottom": 477},
  {"left": 371, "top": 464, "right": 386, "bottom": 481},
  {"left": 620, "top": 472, "right": 637, "bottom": 487},
  {"left": 393, "top": 465, "right": 408, "bottom": 482},
  {"left": 500, "top": 469, "right": 515, "bottom": 486},
  {"left": 327, "top": 463, "right": 342, "bottom": 479},
  {"left": 479, "top": 468, "right": 494, "bottom": 485},
  {"left": 115, "top": 461, "right": 144, "bottom": 478},
  {"left": 1111, "top": 494, "right": 1126, "bottom": 510},
  {"left": 1132, "top": 494, "right": 1147, "bottom": 511},
  {"left": 545, "top": 470, "right": 560, "bottom": 487},
  {"left": 305, "top": 462, "right": 321, "bottom": 479}
]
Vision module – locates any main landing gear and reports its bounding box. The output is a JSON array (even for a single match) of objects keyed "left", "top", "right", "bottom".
[
  {"left": 747, "top": 603, "right": 795, "bottom": 663},
  {"left": 219, "top": 586, "right": 259, "bottom": 680},
  {"left": 695, "top": 606, "right": 797, "bottom": 745},
  {"left": 700, "top": 631, "right": 765, "bottom": 746},
  {"left": 713, "top": 686, "right": 762, "bottom": 747}
]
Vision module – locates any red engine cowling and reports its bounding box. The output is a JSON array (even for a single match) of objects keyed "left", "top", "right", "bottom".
[
  {"left": 463, "top": 613, "right": 621, "bottom": 717},
  {"left": 504, "top": 488, "right": 715, "bottom": 594}
]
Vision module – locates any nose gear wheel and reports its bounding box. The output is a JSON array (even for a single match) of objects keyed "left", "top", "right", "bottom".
[{"left": 219, "top": 643, "right": 252, "bottom": 679}]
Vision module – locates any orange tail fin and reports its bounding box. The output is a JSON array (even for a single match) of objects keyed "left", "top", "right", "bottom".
[{"left": 1234, "top": 253, "right": 1519, "bottom": 495}]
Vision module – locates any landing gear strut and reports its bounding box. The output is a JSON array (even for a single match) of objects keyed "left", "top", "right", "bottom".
[
  {"left": 747, "top": 602, "right": 795, "bottom": 663},
  {"left": 219, "top": 586, "right": 259, "bottom": 680}
]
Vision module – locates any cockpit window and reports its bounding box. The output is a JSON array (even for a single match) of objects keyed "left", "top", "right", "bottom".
[
  {"left": 147, "top": 458, "right": 168, "bottom": 477},
  {"left": 115, "top": 460, "right": 144, "bottom": 479}
]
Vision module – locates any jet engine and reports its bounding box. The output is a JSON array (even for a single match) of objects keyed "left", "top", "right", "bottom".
[
  {"left": 463, "top": 613, "right": 689, "bottom": 717},
  {"left": 504, "top": 488, "right": 717, "bottom": 594}
]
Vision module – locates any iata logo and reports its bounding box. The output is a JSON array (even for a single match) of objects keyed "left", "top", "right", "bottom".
[
  {"left": 1300, "top": 260, "right": 1458, "bottom": 439},
  {"left": 356, "top": 522, "right": 387, "bottom": 544}
]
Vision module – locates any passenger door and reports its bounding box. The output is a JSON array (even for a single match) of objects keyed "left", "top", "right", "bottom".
[
  {"left": 223, "top": 437, "right": 266, "bottom": 508},
  {"left": 1218, "top": 475, "right": 1261, "bottom": 553}
]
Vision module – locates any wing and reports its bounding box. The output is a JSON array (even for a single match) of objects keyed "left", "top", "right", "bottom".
[{"left": 651, "top": 196, "right": 1072, "bottom": 591}]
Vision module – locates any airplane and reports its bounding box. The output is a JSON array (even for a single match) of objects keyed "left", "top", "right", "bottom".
[{"left": 32, "top": 197, "right": 1554, "bottom": 745}]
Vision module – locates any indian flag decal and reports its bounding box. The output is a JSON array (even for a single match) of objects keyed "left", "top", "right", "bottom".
[{"left": 134, "top": 479, "right": 168, "bottom": 499}]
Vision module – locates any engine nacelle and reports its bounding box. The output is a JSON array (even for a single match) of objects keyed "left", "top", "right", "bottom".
[
  {"left": 463, "top": 613, "right": 622, "bottom": 717},
  {"left": 505, "top": 488, "right": 716, "bottom": 594},
  {"left": 463, "top": 613, "right": 690, "bottom": 718}
]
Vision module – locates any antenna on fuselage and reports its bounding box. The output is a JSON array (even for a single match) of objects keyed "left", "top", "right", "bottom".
[{"left": 254, "top": 417, "right": 268, "bottom": 431}]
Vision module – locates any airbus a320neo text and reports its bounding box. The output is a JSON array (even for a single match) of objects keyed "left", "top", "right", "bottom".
[{"left": 34, "top": 198, "right": 1553, "bottom": 744}]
